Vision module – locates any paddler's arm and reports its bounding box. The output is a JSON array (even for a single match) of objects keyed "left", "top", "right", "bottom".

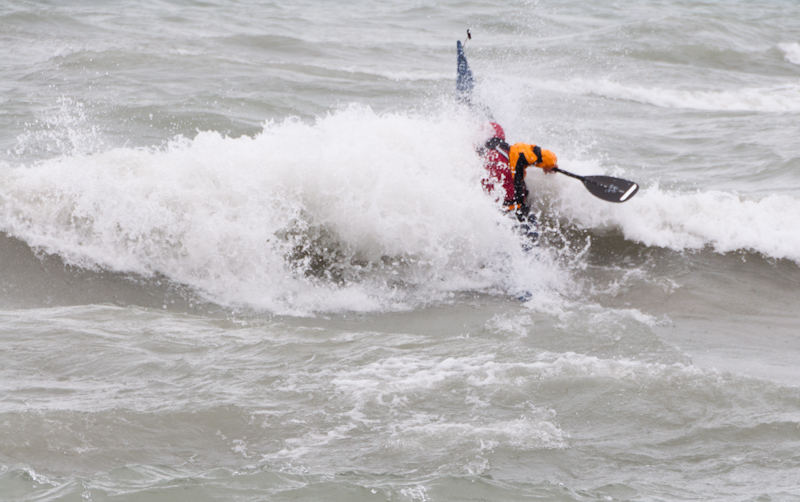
[{"left": 509, "top": 144, "right": 530, "bottom": 205}]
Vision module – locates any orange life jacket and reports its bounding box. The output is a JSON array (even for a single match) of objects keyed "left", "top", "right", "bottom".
[
  {"left": 509, "top": 143, "right": 541, "bottom": 179},
  {"left": 509, "top": 143, "right": 557, "bottom": 174},
  {"left": 507, "top": 143, "right": 557, "bottom": 209}
]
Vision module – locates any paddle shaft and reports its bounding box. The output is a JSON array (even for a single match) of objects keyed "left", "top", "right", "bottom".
[
  {"left": 552, "top": 167, "right": 621, "bottom": 191},
  {"left": 551, "top": 167, "right": 585, "bottom": 182}
]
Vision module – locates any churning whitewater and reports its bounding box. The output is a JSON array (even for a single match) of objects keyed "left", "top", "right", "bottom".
[{"left": 2, "top": 1, "right": 800, "bottom": 501}]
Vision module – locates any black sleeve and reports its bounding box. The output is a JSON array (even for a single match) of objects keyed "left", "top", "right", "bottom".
[{"left": 514, "top": 154, "right": 528, "bottom": 204}]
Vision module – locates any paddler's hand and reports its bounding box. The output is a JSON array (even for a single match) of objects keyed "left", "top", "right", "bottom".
[
  {"left": 538, "top": 149, "right": 558, "bottom": 174},
  {"left": 542, "top": 163, "right": 557, "bottom": 174}
]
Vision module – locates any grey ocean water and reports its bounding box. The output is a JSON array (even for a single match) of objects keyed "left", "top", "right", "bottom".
[{"left": 2, "top": 1, "right": 800, "bottom": 500}]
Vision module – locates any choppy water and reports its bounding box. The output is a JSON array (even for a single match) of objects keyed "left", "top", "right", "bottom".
[{"left": 2, "top": 1, "right": 800, "bottom": 501}]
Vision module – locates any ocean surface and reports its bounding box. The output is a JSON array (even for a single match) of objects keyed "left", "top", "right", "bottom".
[{"left": 2, "top": 1, "right": 800, "bottom": 500}]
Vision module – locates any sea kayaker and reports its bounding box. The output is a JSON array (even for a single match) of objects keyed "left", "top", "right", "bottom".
[
  {"left": 479, "top": 122, "right": 558, "bottom": 243},
  {"left": 479, "top": 122, "right": 514, "bottom": 206}
]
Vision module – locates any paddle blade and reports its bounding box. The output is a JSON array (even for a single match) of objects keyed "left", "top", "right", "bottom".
[{"left": 582, "top": 176, "right": 639, "bottom": 203}]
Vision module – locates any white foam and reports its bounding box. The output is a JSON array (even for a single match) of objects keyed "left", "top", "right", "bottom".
[
  {"left": 330, "top": 351, "right": 709, "bottom": 398},
  {"left": 779, "top": 42, "right": 800, "bottom": 66},
  {"left": 384, "top": 414, "right": 568, "bottom": 453},
  {"left": 0, "top": 105, "right": 567, "bottom": 314},
  {"left": 486, "top": 313, "right": 534, "bottom": 338},
  {"left": 543, "top": 78, "right": 800, "bottom": 113},
  {"left": 328, "top": 353, "right": 576, "bottom": 456}
]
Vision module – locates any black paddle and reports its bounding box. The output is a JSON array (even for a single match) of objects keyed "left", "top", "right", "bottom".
[{"left": 551, "top": 167, "right": 639, "bottom": 203}]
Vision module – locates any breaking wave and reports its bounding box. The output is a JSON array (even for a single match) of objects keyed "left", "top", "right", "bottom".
[
  {"left": 0, "top": 105, "right": 565, "bottom": 315},
  {"left": 543, "top": 169, "right": 800, "bottom": 262}
]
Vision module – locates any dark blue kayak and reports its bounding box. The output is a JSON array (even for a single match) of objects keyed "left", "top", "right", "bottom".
[{"left": 456, "top": 40, "right": 474, "bottom": 104}]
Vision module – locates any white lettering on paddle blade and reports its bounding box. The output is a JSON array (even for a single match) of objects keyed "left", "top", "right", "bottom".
[{"left": 619, "top": 184, "right": 638, "bottom": 202}]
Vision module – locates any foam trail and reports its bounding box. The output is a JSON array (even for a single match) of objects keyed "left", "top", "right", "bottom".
[{"left": 0, "top": 106, "right": 565, "bottom": 314}]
